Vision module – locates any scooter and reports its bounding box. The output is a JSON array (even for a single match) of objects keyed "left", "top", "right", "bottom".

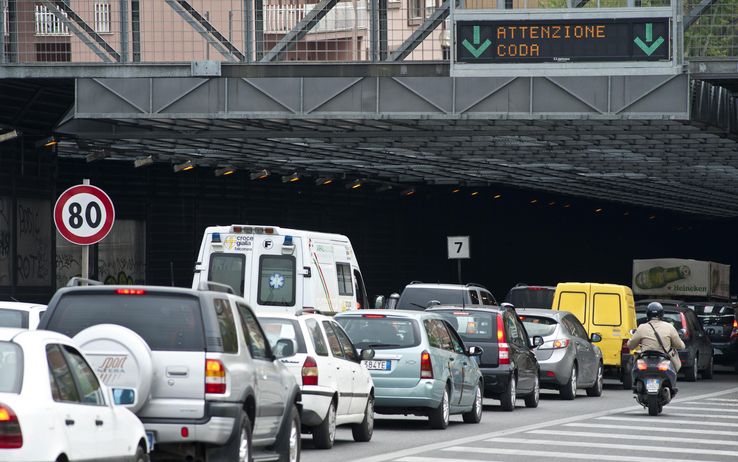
[{"left": 632, "top": 350, "right": 678, "bottom": 416}]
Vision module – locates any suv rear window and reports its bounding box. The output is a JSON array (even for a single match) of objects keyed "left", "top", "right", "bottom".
[
  {"left": 260, "top": 318, "right": 307, "bottom": 357},
  {"left": 397, "top": 288, "right": 466, "bottom": 310},
  {"left": 46, "top": 293, "right": 205, "bottom": 351},
  {"left": 0, "top": 309, "right": 28, "bottom": 329},
  {"left": 519, "top": 315, "right": 558, "bottom": 337},
  {"left": 505, "top": 287, "right": 555, "bottom": 309},
  {"left": 337, "top": 316, "right": 421, "bottom": 350},
  {"left": 433, "top": 310, "right": 496, "bottom": 342},
  {"left": 0, "top": 342, "right": 23, "bottom": 393}
]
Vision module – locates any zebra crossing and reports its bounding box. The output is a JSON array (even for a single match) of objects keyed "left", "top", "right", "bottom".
[{"left": 384, "top": 393, "right": 738, "bottom": 462}]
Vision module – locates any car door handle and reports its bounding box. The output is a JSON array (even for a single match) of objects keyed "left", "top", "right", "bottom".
[
  {"left": 166, "top": 366, "right": 189, "bottom": 377},
  {"left": 65, "top": 419, "right": 75, "bottom": 426},
  {"left": 95, "top": 419, "right": 104, "bottom": 427}
]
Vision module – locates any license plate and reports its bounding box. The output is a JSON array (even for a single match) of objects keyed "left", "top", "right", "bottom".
[
  {"left": 645, "top": 379, "right": 661, "bottom": 393},
  {"left": 714, "top": 347, "right": 722, "bottom": 355},
  {"left": 146, "top": 431, "right": 155, "bottom": 450},
  {"left": 363, "top": 360, "right": 391, "bottom": 371}
]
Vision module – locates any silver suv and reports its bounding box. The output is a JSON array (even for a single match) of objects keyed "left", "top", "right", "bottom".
[
  {"left": 39, "top": 282, "right": 301, "bottom": 462},
  {"left": 396, "top": 282, "right": 497, "bottom": 311}
]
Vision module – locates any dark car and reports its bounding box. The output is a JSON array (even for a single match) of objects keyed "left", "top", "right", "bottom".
[
  {"left": 504, "top": 284, "right": 556, "bottom": 309},
  {"left": 635, "top": 302, "right": 714, "bottom": 382},
  {"left": 396, "top": 282, "right": 497, "bottom": 310},
  {"left": 427, "top": 305, "right": 542, "bottom": 412},
  {"left": 688, "top": 302, "right": 738, "bottom": 371}
]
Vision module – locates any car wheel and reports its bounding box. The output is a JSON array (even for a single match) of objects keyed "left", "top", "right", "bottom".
[
  {"left": 207, "top": 410, "right": 252, "bottom": 462},
  {"left": 134, "top": 445, "right": 148, "bottom": 462},
  {"left": 524, "top": 374, "right": 540, "bottom": 408},
  {"left": 276, "top": 404, "right": 301, "bottom": 462},
  {"left": 462, "top": 382, "right": 483, "bottom": 423},
  {"left": 428, "top": 387, "right": 450, "bottom": 429},
  {"left": 499, "top": 375, "right": 516, "bottom": 412},
  {"left": 560, "top": 364, "right": 577, "bottom": 400},
  {"left": 647, "top": 394, "right": 661, "bottom": 416},
  {"left": 621, "top": 361, "right": 634, "bottom": 390},
  {"left": 586, "top": 362, "right": 604, "bottom": 397},
  {"left": 313, "top": 400, "right": 337, "bottom": 449},
  {"left": 702, "top": 354, "right": 714, "bottom": 380},
  {"left": 684, "top": 354, "right": 698, "bottom": 382},
  {"left": 351, "top": 395, "right": 374, "bottom": 442}
]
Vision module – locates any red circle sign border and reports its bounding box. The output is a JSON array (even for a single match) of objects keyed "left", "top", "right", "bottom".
[{"left": 54, "top": 185, "right": 115, "bottom": 245}]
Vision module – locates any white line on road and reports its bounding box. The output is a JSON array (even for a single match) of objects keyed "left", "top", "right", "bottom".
[
  {"left": 706, "top": 398, "right": 738, "bottom": 403},
  {"left": 598, "top": 416, "right": 736, "bottom": 427},
  {"left": 485, "top": 437, "right": 738, "bottom": 457},
  {"left": 680, "top": 401, "right": 738, "bottom": 407},
  {"left": 624, "top": 412, "right": 738, "bottom": 420},
  {"left": 565, "top": 422, "right": 738, "bottom": 437},
  {"left": 440, "top": 446, "right": 719, "bottom": 462},
  {"left": 527, "top": 429, "right": 738, "bottom": 447},
  {"left": 396, "top": 458, "right": 501, "bottom": 462},
  {"left": 668, "top": 406, "right": 738, "bottom": 413}
]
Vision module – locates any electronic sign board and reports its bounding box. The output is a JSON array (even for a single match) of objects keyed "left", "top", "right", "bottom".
[{"left": 456, "top": 18, "right": 670, "bottom": 64}]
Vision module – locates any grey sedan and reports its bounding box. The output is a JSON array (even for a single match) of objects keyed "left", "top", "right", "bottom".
[{"left": 517, "top": 308, "right": 604, "bottom": 400}]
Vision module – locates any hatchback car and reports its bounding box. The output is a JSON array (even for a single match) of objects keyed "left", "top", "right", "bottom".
[
  {"left": 688, "top": 302, "right": 738, "bottom": 371},
  {"left": 635, "top": 303, "right": 713, "bottom": 382},
  {"left": 0, "top": 328, "right": 147, "bottom": 462},
  {"left": 0, "top": 302, "right": 46, "bottom": 329},
  {"left": 258, "top": 311, "right": 375, "bottom": 449},
  {"left": 517, "top": 308, "right": 604, "bottom": 399},
  {"left": 336, "top": 310, "right": 483, "bottom": 429},
  {"left": 395, "top": 282, "right": 497, "bottom": 311},
  {"left": 427, "top": 306, "right": 542, "bottom": 411}
]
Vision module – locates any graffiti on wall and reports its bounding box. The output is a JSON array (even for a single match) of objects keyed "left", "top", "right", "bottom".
[
  {"left": 0, "top": 197, "right": 10, "bottom": 284},
  {"left": 17, "top": 199, "right": 51, "bottom": 286}
]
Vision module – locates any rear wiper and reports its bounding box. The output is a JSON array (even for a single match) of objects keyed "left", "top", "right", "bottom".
[
  {"left": 410, "top": 303, "right": 426, "bottom": 309},
  {"left": 368, "top": 343, "right": 402, "bottom": 349}
]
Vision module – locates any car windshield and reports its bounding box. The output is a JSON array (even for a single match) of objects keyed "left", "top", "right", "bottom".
[
  {"left": 337, "top": 316, "right": 421, "bottom": 349},
  {"left": 520, "top": 315, "right": 558, "bottom": 337},
  {"left": 46, "top": 293, "right": 205, "bottom": 351},
  {"left": 259, "top": 318, "right": 307, "bottom": 357},
  {"left": 636, "top": 311, "right": 682, "bottom": 330},
  {"left": 433, "top": 310, "right": 496, "bottom": 342},
  {"left": 505, "top": 287, "right": 554, "bottom": 309},
  {"left": 397, "top": 288, "right": 466, "bottom": 310},
  {"left": 0, "top": 309, "right": 28, "bottom": 329},
  {"left": 0, "top": 342, "right": 23, "bottom": 393}
]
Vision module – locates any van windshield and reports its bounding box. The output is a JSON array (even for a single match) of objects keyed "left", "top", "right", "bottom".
[
  {"left": 209, "top": 253, "right": 246, "bottom": 297},
  {"left": 337, "top": 316, "right": 421, "bottom": 349},
  {"left": 505, "top": 287, "right": 555, "bottom": 309},
  {"left": 397, "top": 288, "right": 466, "bottom": 310}
]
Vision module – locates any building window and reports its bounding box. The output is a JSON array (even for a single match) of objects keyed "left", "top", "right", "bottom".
[
  {"left": 408, "top": 0, "right": 438, "bottom": 27},
  {"left": 94, "top": 1, "right": 111, "bottom": 33},
  {"left": 3, "top": 4, "right": 9, "bottom": 37},
  {"left": 35, "top": 4, "right": 70, "bottom": 36},
  {"left": 36, "top": 42, "right": 71, "bottom": 62}
]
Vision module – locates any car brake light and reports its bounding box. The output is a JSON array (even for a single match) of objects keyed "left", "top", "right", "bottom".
[
  {"left": 420, "top": 351, "right": 433, "bottom": 379},
  {"left": 302, "top": 356, "right": 318, "bottom": 386},
  {"left": 362, "top": 314, "right": 386, "bottom": 318},
  {"left": 529, "top": 287, "right": 545, "bottom": 291},
  {"left": 539, "top": 339, "right": 570, "bottom": 350},
  {"left": 205, "top": 359, "right": 226, "bottom": 394},
  {"left": 679, "top": 312, "right": 691, "bottom": 340},
  {"left": 0, "top": 404, "right": 22, "bottom": 449},
  {"left": 115, "top": 288, "right": 145, "bottom": 295},
  {"left": 733, "top": 319, "right": 738, "bottom": 329},
  {"left": 497, "top": 313, "right": 510, "bottom": 365},
  {"left": 658, "top": 360, "right": 671, "bottom": 371},
  {"left": 621, "top": 339, "right": 630, "bottom": 354}
]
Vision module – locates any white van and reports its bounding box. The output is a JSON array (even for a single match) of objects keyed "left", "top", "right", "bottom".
[{"left": 193, "top": 225, "right": 369, "bottom": 314}]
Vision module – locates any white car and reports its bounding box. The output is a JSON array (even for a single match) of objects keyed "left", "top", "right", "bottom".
[
  {"left": 0, "top": 302, "right": 47, "bottom": 329},
  {"left": 258, "top": 311, "right": 375, "bottom": 449},
  {"left": 0, "top": 328, "right": 148, "bottom": 462}
]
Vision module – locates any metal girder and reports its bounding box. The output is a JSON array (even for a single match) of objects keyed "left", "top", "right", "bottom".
[
  {"left": 38, "top": 0, "right": 120, "bottom": 63},
  {"left": 388, "top": 0, "right": 450, "bottom": 62},
  {"left": 260, "top": 0, "right": 340, "bottom": 62},
  {"left": 164, "top": 0, "right": 245, "bottom": 62},
  {"left": 685, "top": 0, "right": 719, "bottom": 29}
]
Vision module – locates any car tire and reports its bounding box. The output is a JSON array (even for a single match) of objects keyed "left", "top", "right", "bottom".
[
  {"left": 499, "top": 375, "right": 516, "bottom": 412},
  {"left": 586, "top": 362, "right": 604, "bottom": 397},
  {"left": 351, "top": 395, "right": 374, "bottom": 442},
  {"left": 276, "top": 404, "right": 301, "bottom": 462},
  {"left": 702, "top": 354, "right": 714, "bottom": 380},
  {"left": 313, "top": 400, "right": 337, "bottom": 449},
  {"left": 462, "top": 382, "right": 483, "bottom": 423},
  {"left": 134, "top": 443, "right": 148, "bottom": 462},
  {"left": 524, "top": 375, "right": 540, "bottom": 408},
  {"left": 428, "top": 387, "right": 450, "bottom": 429},
  {"left": 559, "top": 364, "right": 577, "bottom": 400},
  {"left": 683, "top": 354, "right": 698, "bottom": 382},
  {"left": 647, "top": 394, "right": 661, "bottom": 416},
  {"left": 621, "top": 362, "right": 634, "bottom": 390},
  {"left": 207, "top": 410, "right": 252, "bottom": 462}
]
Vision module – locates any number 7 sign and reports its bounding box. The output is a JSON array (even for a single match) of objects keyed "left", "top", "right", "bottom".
[
  {"left": 447, "top": 236, "right": 470, "bottom": 260},
  {"left": 54, "top": 184, "right": 115, "bottom": 245}
]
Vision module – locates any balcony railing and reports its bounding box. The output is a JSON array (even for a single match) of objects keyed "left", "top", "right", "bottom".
[
  {"left": 265, "top": 0, "right": 368, "bottom": 34},
  {"left": 35, "top": 4, "right": 70, "bottom": 36}
]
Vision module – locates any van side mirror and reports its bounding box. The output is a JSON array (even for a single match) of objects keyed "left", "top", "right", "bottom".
[
  {"left": 387, "top": 293, "right": 400, "bottom": 310},
  {"left": 374, "top": 295, "right": 385, "bottom": 309},
  {"left": 360, "top": 348, "right": 375, "bottom": 361},
  {"left": 590, "top": 333, "right": 602, "bottom": 343},
  {"left": 531, "top": 336, "right": 544, "bottom": 348},
  {"left": 112, "top": 387, "right": 137, "bottom": 407}
]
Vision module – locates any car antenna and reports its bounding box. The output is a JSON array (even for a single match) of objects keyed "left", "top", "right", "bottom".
[{"left": 10, "top": 297, "right": 19, "bottom": 302}]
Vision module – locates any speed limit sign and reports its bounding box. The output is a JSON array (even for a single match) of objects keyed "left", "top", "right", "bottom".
[{"left": 54, "top": 184, "right": 115, "bottom": 245}]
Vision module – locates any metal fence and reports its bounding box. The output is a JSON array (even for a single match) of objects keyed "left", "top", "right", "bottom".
[{"left": 0, "top": 0, "right": 735, "bottom": 64}]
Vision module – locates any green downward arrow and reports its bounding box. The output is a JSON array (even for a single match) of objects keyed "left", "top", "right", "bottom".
[
  {"left": 462, "top": 26, "right": 492, "bottom": 58},
  {"left": 634, "top": 23, "right": 665, "bottom": 56}
]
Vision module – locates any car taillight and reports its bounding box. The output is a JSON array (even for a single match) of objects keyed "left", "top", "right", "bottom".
[
  {"left": 497, "top": 313, "right": 510, "bottom": 365},
  {"left": 679, "top": 312, "right": 691, "bottom": 340},
  {"left": 420, "top": 351, "right": 433, "bottom": 379},
  {"left": 732, "top": 319, "right": 738, "bottom": 339},
  {"left": 205, "top": 359, "right": 226, "bottom": 394},
  {"left": 538, "top": 339, "right": 570, "bottom": 350},
  {"left": 636, "top": 359, "right": 648, "bottom": 371},
  {"left": 0, "top": 404, "right": 22, "bottom": 449},
  {"left": 302, "top": 356, "right": 318, "bottom": 386},
  {"left": 621, "top": 339, "right": 630, "bottom": 354}
]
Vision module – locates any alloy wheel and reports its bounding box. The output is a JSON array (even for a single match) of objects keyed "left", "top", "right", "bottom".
[
  {"left": 239, "top": 427, "right": 250, "bottom": 462},
  {"left": 289, "top": 418, "right": 299, "bottom": 462},
  {"left": 571, "top": 366, "right": 578, "bottom": 397},
  {"left": 442, "top": 389, "right": 450, "bottom": 425},
  {"left": 474, "top": 386, "right": 483, "bottom": 419},
  {"left": 328, "top": 403, "right": 337, "bottom": 444}
]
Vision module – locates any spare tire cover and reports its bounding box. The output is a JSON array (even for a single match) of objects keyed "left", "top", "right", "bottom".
[{"left": 74, "top": 324, "right": 153, "bottom": 413}]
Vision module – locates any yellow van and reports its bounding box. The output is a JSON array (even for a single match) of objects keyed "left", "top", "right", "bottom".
[{"left": 551, "top": 283, "right": 637, "bottom": 389}]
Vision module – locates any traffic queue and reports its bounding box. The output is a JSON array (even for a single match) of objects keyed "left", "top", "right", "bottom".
[{"left": 0, "top": 225, "right": 735, "bottom": 462}]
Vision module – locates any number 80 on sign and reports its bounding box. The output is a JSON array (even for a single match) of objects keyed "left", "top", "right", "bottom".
[{"left": 54, "top": 184, "right": 115, "bottom": 245}]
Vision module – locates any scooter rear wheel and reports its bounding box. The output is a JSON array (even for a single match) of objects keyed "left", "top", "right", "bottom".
[{"left": 647, "top": 395, "right": 661, "bottom": 416}]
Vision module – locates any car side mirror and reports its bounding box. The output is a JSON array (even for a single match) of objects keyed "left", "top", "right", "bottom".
[
  {"left": 274, "top": 338, "right": 295, "bottom": 358},
  {"left": 678, "top": 328, "right": 688, "bottom": 339},
  {"left": 111, "top": 387, "right": 137, "bottom": 407},
  {"left": 590, "top": 333, "right": 603, "bottom": 343},
  {"left": 531, "top": 336, "right": 544, "bottom": 348},
  {"left": 629, "top": 328, "right": 637, "bottom": 336},
  {"left": 360, "top": 348, "right": 375, "bottom": 361},
  {"left": 374, "top": 295, "right": 385, "bottom": 309},
  {"left": 466, "top": 346, "right": 483, "bottom": 356},
  {"left": 386, "top": 293, "right": 400, "bottom": 310}
]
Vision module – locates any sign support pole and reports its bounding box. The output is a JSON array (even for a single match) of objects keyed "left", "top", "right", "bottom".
[
  {"left": 81, "top": 179, "right": 90, "bottom": 282},
  {"left": 457, "top": 260, "right": 462, "bottom": 284}
]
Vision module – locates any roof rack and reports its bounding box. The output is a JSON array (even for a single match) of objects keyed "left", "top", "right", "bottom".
[
  {"left": 198, "top": 281, "right": 235, "bottom": 294},
  {"left": 409, "top": 280, "right": 424, "bottom": 285},
  {"left": 465, "top": 282, "right": 488, "bottom": 290},
  {"left": 66, "top": 277, "right": 103, "bottom": 287}
]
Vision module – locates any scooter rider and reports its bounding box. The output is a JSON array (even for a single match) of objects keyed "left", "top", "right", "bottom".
[{"left": 627, "top": 302, "right": 686, "bottom": 373}]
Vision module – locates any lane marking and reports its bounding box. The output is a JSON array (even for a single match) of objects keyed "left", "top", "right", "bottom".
[
  {"left": 396, "top": 458, "right": 501, "bottom": 462},
  {"left": 352, "top": 386, "right": 738, "bottom": 462},
  {"left": 623, "top": 412, "right": 738, "bottom": 420},
  {"left": 440, "top": 446, "right": 717, "bottom": 462},
  {"left": 527, "top": 429, "right": 738, "bottom": 447},
  {"left": 706, "top": 398, "right": 738, "bottom": 402},
  {"left": 485, "top": 437, "right": 738, "bottom": 457},
  {"left": 598, "top": 416, "right": 736, "bottom": 427},
  {"left": 680, "top": 401, "right": 738, "bottom": 407},
  {"left": 565, "top": 422, "right": 738, "bottom": 437},
  {"left": 668, "top": 406, "right": 738, "bottom": 413}
]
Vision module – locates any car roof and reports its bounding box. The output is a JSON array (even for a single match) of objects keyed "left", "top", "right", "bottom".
[
  {"left": 510, "top": 284, "right": 555, "bottom": 290},
  {"left": 427, "top": 305, "right": 503, "bottom": 314},
  {"left": 635, "top": 304, "right": 688, "bottom": 313},
  {"left": 404, "top": 283, "right": 483, "bottom": 291},
  {"left": 0, "top": 328, "right": 70, "bottom": 343},
  {"left": 0, "top": 302, "right": 46, "bottom": 312},
  {"left": 335, "top": 309, "right": 435, "bottom": 319},
  {"left": 516, "top": 308, "right": 563, "bottom": 318},
  {"left": 636, "top": 299, "right": 687, "bottom": 305},
  {"left": 256, "top": 311, "right": 333, "bottom": 322},
  {"left": 0, "top": 328, "right": 27, "bottom": 341}
]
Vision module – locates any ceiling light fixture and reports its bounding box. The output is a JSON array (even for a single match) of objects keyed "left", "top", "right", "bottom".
[
  {"left": 594, "top": 208, "right": 603, "bottom": 213},
  {"left": 282, "top": 172, "right": 300, "bottom": 183},
  {"left": 0, "top": 129, "right": 20, "bottom": 143},
  {"left": 548, "top": 201, "right": 556, "bottom": 206},
  {"left": 530, "top": 198, "right": 538, "bottom": 204},
  {"left": 376, "top": 184, "right": 393, "bottom": 193},
  {"left": 315, "top": 177, "right": 334, "bottom": 186},
  {"left": 35, "top": 135, "right": 57, "bottom": 149},
  {"left": 563, "top": 203, "right": 571, "bottom": 208},
  {"left": 173, "top": 160, "right": 195, "bottom": 173},
  {"left": 250, "top": 169, "right": 270, "bottom": 180},
  {"left": 451, "top": 188, "right": 461, "bottom": 194},
  {"left": 134, "top": 155, "right": 154, "bottom": 168},
  {"left": 347, "top": 179, "right": 363, "bottom": 190},
  {"left": 493, "top": 193, "right": 502, "bottom": 199},
  {"left": 402, "top": 188, "right": 416, "bottom": 197},
  {"left": 215, "top": 166, "right": 236, "bottom": 177},
  {"left": 470, "top": 191, "right": 480, "bottom": 197}
]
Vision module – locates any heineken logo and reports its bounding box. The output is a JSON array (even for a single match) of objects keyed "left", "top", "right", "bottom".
[{"left": 669, "top": 284, "right": 708, "bottom": 293}]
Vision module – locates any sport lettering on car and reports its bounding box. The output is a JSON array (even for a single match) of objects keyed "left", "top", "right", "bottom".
[{"left": 95, "top": 355, "right": 129, "bottom": 383}]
